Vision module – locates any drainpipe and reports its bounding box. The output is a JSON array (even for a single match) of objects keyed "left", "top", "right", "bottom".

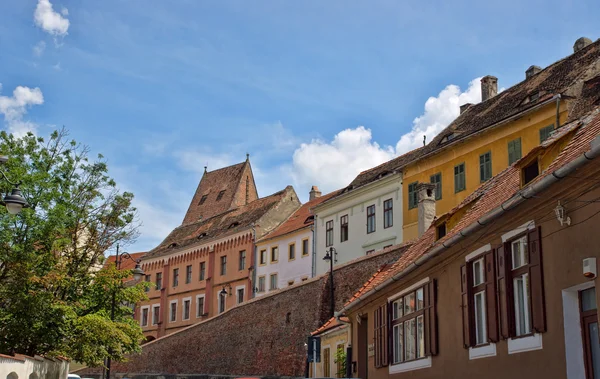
[
  {"left": 337, "top": 315, "right": 353, "bottom": 378},
  {"left": 555, "top": 94, "right": 562, "bottom": 130},
  {"left": 336, "top": 129, "right": 600, "bottom": 316},
  {"left": 251, "top": 223, "right": 257, "bottom": 298},
  {"left": 312, "top": 215, "right": 318, "bottom": 277}
]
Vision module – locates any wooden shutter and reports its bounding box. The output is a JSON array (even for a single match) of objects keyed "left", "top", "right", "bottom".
[
  {"left": 460, "top": 264, "right": 474, "bottom": 348},
  {"left": 382, "top": 303, "right": 389, "bottom": 366},
  {"left": 424, "top": 280, "right": 438, "bottom": 356},
  {"left": 528, "top": 226, "right": 546, "bottom": 333},
  {"left": 373, "top": 307, "right": 380, "bottom": 368},
  {"left": 485, "top": 251, "right": 499, "bottom": 342},
  {"left": 496, "top": 244, "right": 512, "bottom": 339}
]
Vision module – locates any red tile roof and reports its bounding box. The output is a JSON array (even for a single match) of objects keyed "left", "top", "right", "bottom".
[
  {"left": 311, "top": 316, "right": 350, "bottom": 336},
  {"left": 342, "top": 109, "right": 600, "bottom": 312},
  {"left": 258, "top": 189, "right": 342, "bottom": 242},
  {"left": 104, "top": 252, "right": 146, "bottom": 271}
]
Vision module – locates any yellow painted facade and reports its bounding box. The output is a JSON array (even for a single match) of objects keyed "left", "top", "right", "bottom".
[
  {"left": 310, "top": 325, "right": 349, "bottom": 378},
  {"left": 402, "top": 101, "right": 568, "bottom": 241}
]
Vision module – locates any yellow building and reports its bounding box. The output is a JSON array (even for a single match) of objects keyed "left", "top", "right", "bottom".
[
  {"left": 400, "top": 37, "right": 600, "bottom": 240},
  {"left": 310, "top": 316, "right": 351, "bottom": 378}
]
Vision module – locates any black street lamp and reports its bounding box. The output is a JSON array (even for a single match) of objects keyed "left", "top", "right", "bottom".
[
  {"left": 0, "top": 156, "right": 28, "bottom": 215},
  {"left": 323, "top": 247, "right": 337, "bottom": 318},
  {"left": 104, "top": 244, "right": 144, "bottom": 379}
]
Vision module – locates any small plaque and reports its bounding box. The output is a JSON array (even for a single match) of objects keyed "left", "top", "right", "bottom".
[{"left": 368, "top": 343, "right": 375, "bottom": 357}]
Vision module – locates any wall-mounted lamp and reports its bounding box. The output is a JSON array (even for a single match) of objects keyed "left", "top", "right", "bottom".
[
  {"left": 554, "top": 201, "right": 571, "bottom": 226},
  {"left": 220, "top": 283, "right": 232, "bottom": 296}
]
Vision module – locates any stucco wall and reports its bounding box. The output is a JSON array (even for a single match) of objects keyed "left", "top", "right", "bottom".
[
  {"left": 314, "top": 175, "right": 404, "bottom": 276},
  {"left": 0, "top": 355, "right": 69, "bottom": 379}
]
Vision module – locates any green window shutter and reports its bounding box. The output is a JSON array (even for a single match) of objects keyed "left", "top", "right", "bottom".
[
  {"left": 455, "top": 163, "right": 465, "bottom": 193},
  {"left": 408, "top": 182, "right": 418, "bottom": 209},
  {"left": 508, "top": 138, "right": 522, "bottom": 165},
  {"left": 539, "top": 125, "right": 554, "bottom": 143}
]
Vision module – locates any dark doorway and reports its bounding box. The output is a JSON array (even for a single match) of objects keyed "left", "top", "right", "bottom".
[{"left": 357, "top": 315, "right": 368, "bottom": 379}]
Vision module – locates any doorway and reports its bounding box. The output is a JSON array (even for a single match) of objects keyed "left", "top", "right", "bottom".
[
  {"left": 581, "top": 287, "right": 599, "bottom": 379},
  {"left": 357, "top": 315, "right": 368, "bottom": 379}
]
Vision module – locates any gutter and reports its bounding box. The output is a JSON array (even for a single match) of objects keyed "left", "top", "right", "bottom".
[{"left": 337, "top": 130, "right": 600, "bottom": 316}]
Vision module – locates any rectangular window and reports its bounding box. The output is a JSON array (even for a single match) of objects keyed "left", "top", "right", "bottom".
[
  {"left": 340, "top": 215, "right": 349, "bottom": 242},
  {"left": 323, "top": 347, "right": 331, "bottom": 377},
  {"left": 152, "top": 305, "right": 160, "bottom": 325},
  {"left": 383, "top": 199, "right": 393, "bottom": 228},
  {"left": 220, "top": 255, "right": 227, "bottom": 276},
  {"left": 302, "top": 239, "right": 309, "bottom": 256},
  {"left": 172, "top": 268, "right": 179, "bottom": 287},
  {"left": 508, "top": 138, "right": 522, "bottom": 165},
  {"left": 218, "top": 292, "right": 226, "bottom": 314},
  {"left": 479, "top": 152, "right": 492, "bottom": 182},
  {"left": 430, "top": 173, "right": 442, "bottom": 200},
  {"left": 288, "top": 244, "right": 295, "bottom": 261},
  {"left": 258, "top": 276, "right": 266, "bottom": 292},
  {"left": 374, "top": 304, "right": 389, "bottom": 367},
  {"left": 271, "top": 246, "right": 278, "bottom": 262},
  {"left": 183, "top": 299, "right": 190, "bottom": 320},
  {"left": 270, "top": 273, "right": 278, "bottom": 290},
  {"left": 239, "top": 250, "right": 246, "bottom": 270},
  {"left": 259, "top": 249, "right": 267, "bottom": 265},
  {"left": 186, "top": 265, "right": 192, "bottom": 284},
  {"left": 513, "top": 273, "right": 531, "bottom": 336},
  {"left": 326, "top": 220, "right": 334, "bottom": 246},
  {"left": 237, "top": 288, "right": 244, "bottom": 304},
  {"left": 141, "top": 307, "right": 149, "bottom": 326},
  {"left": 408, "top": 182, "right": 418, "bottom": 209},
  {"left": 199, "top": 262, "right": 206, "bottom": 280},
  {"left": 454, "top": 163, "right": 466, "bottom": 193},
  {"left": 155, "top": 272, "right": 162, "bottom": 290},
  {"left": 367, "top": 205, "right": 376, "bottom": 233},
  {"left": 144, "top": 275, "right": 151, "bottom": 292},
  {"left": 336, "top": 343, "right": 345, "bottom": 377},
  {"left": 196, "top": 296, "right": 205, "bottom": 317},
  {"left": 170, "top": 302, "right": 177, "bottom": 322},
  {"left": 539, "top": 124, "right": 554, "bottom": 143}
]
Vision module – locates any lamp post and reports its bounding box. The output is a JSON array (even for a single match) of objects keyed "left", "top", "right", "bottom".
[
  {"left": 323, "top": 247, "right": 337, "bottom": 318},
  {"left": 0, "top": 156, "right": 28, "bottom": 215},
  {"left": 104, "top": 244, "right": 144, "bottom": 379}
]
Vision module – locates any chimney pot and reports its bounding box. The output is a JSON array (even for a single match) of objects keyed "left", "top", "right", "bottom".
[
  {"left": 417, "top": 183, "right": 437, "bottom": 237},
  {"left": 309, "top": 186, "right": 322, "bottom": 201},
  {"left": 573, "top": 37, "right": 592, "bottom": 53},
  {"left": 526, "top": 65, "right": 542, "bottom": 79},
  {"left": 459, "top": 103, "right": 473, "bottom": 114},
  {"left": 481, "top": 75, "right": 498, "bottom": 102}
]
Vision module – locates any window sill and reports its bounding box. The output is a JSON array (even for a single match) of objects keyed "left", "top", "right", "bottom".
[
  {"left": 389, "top": 357, "right": 431, "bottom": 374},
  {"left": 508, "top": 333, "right": 543, "bottom": 354},
  {"left": 469, "top": 343, "right": 497, "bottom": 360}
]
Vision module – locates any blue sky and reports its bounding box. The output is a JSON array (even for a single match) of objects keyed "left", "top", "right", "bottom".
[{"left": 0, "top": 0, "right": 599, "bottom": 253}]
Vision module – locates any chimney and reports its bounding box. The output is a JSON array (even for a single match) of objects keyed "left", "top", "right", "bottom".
[
  {"left": 573, "top": 37, "right": 592, "bottom": 53},
  {"left": 417, "top": 183, "right": 437, "bottom": 237},
  {"left": 459, "top": 103, "right": 473, "bottom": 114},
  {"left": 526, "top": 65, "right": 542, "bottom": 79},
  {"left": 481, "top": 75, "right": 498, "bottom": 102},
  {"left": 309, "top": 186, "right": 322, "bottom": 201}
]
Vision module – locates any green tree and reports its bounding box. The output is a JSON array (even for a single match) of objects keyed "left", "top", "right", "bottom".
[{"left": 0, "top": 128, "right": 147, "bottom": 367}]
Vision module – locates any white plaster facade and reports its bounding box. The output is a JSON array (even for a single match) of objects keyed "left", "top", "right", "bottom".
[
  {"left": 313, "top": 174, "right": 403, "bottom": 276},
  {"left": 0, "top": 355, "right": 69, "bottom": 379},
  {"left": 255, "top": 228, "right": 313, "bottom": 297}
]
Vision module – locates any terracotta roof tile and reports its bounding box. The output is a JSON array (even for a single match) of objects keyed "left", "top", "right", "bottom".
[
  {"left": 104, "top": 252, "right": 146, "bottom": 271},
  {"left": 311, "top": 316, "right": 350, "bottom": 336},
  {"left": 259, "top": 189, "right": 342, "bottom": 241}
]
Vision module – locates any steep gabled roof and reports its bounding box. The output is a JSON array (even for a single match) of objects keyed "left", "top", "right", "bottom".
[
  {"left": 104, "top": 252, "right": 146, "bottom": 271},
  {"left": 258, "top": 189, "right": 342, "bottom": 242},
  {"left": 146, "top": 187, "right": 294, "bottom": 260},
  {"left": 341, "top": 109, "right": 600, "bottom": 312},
  {"left": 182, "top": 159, "right": 258, "bottom": 225}
]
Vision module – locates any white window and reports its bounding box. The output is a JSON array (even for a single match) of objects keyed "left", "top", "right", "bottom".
[
  {"left": 218, "top": 292, "right": 226, "bottom": 314},
  {"left": 182, "top": 297, "right": 191, "bottom": 320},
  {"left": 237, "top": 286, "right": 245, "bottom": 304},
  {"left": 258, "top": 276, "right": 266, "bottom": 292},
  {"left": 152, "top": 304, "right": 160, "bottom": 325},
  {"left": 270, "top": 273, "right": 278, "bottom": 290},
  {"left": 141, "top": 306, "right": 149, "bottom": 327},
  {"left": 391, "top": 286, "right": 426, "bottom": 364},
  {"left": 473, "top": 258, "right": 484, "bottom": 286},
  {"left": 474, "top": 291, "right": 487, "bottom": 345},
  {"left": 196, "top": 295, "right": 205, "bottom": 317},
  {"left": 511, "top": 236, "right": 528, "bottom": 269},
  {"left": 169, "top": 300, "right": 177, "bottom": 322},
  {"left": 513, "top": 273, "right": 531, "bottom": 336}
]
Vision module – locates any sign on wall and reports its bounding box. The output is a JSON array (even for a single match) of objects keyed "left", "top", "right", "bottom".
[{"left": 307, "top": 336, "right": 321, "bottom": 363}]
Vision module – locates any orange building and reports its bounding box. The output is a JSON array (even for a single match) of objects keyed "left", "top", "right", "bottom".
[{"left": 135, "top": 157, "right": 301, "bottom": 340}]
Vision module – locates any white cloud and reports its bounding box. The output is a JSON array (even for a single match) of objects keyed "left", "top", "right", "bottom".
[
  {"left": 32, "top": 41, "right": 46, "bottom": 57},
  {"left": 53, "top": 62, "right": 62, "bottom": 71},
  {"left": 174, "top": 150, "right": 236, "bottom": 174},
  {"left": 34, "top": 0, "right": 70, "bottom": 37},
  {"left": 291, "top": 126, "right": 395, "bottom": 192},
  {"left": 61, "top": 7, "right": 68, "bottom": 16},
  {"left": 395, "top": 77, "right": 482, "bottom": 154},
  {"left": 0, "top": 84, "right": 44, "bottom": 136}
]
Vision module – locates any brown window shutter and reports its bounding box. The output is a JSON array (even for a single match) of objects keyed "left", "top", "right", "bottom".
[
  {"left": 460, "top": 264, "right": 474, "bottom": 348},
  {"left": 485, "top": 250, "right": 499, "bottom": 342},
  {"left": 374, "top": 307, "right": 381, "bottom": 368},
  {"left": 424, "top": 280, "right": 438, "bottom": 356},
  {"left": 496, "top": 244, "right": 512, "bottom": 339},
  {"left": 382, "top": 303, "right": 389, "bottom": 366},
  {"left": 528, "top": 226, "right": 546, "bottom": 333}
]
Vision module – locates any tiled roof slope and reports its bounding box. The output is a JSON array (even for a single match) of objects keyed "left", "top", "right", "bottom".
[
  {"left": 104, "top": 252, "right": 146, "bottom": 270},
  {"left": 258, "top": 189, "right": 342, "bottom": 242},
  {"left": 146, "top": 187, "right": 294, "bottom": 259},
  {"left": 311, "top": 316, "right": 350, "bottom": 336},
  {"left": 182, "top": 160, "right": 259, "bottom": 225},
  {"left": 341, "top": 38, "right": 600, "bottom": 195},
  {"left": 343, "top": 109, "right": 600, "bottom": 311}
]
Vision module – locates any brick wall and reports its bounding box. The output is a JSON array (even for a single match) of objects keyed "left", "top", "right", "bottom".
[{"left": 77, "top": 245, "right": 409, "bottom": 378}]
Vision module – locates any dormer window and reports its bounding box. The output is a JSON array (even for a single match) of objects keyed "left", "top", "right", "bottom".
[
  {"left": 199, "top": 195, "right": 208, "bottom": 205},
  {"left": 216, "top": 190, "right": 226, "bottom": 201},
  {"left": 197, "top": 232, "right": 207, "bottom": 239},
  {"left": 529, "top": 92, "right": 539, "bottom": 102},
  {"left": 168, "top": 242, "right": 178, "bottom": 249},
  {"left": 228, "top": 222, "right": 240, "bottom": 229},
  {"left": 440, "top": 133, "right": 455, "bottom": 144},
  {"left": 522, "top": 160, "right": 539, "bottom": 186},
  {"left": 304, "top": 215, "right": 315, "bottom": 224},
  {"left": 436, "top": 223, "right": 447, "bottom": 240}
]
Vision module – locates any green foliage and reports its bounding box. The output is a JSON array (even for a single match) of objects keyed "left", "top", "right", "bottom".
[
  {"left": 335, "top": 346, "right": 347, "bottom": 378},
  {"left": 0, "top": 128, "right": 145, "bottom": 366}
]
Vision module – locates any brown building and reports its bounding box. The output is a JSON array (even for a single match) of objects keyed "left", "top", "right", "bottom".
[
  {"left": 338, "top": 110, "right": 600, "bottom": 379},
  {"left": 135, "top": 157, "right": 301, "bottom": 340}
]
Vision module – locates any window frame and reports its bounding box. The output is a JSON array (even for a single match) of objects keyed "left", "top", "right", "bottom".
[
  {"left": 155, "top": 272, "right": 162, "bottom": 290},
  {"left": 172, "top": 268, "right": 179, "bottom": 287},
  {"left": 269, "top": 273, "right": 278, "bottom": 291},
  {"left": 239, "top": 250, "right": 246, "bottom": 271},
  {"left": 199, "top": 262, "right": 206, "bottom": 281},
  {"left": 302, "top": 238, "right": 310, "bottom": 256},
  {"left": 454, "top": 162, "right": 466, "bottom": 193},
  {"left": 218, "top": 291, "right": 226, "bottom": 314},
  {"left": 169, "top": 300, "right": 177, "bottom": 323},
  {"left": 539, "top": 124, "right": 554, "bottom": 143},
  {"left": 430, "top": 173, "right": 442, "bottom": 200},
  {"left": 383, "top": 198, "right": 393, "bottom": 229},
  {"left": 271, "top": 246, "right": 279, "bottom": 263},
  {"left": 479, "top": 151, "right": 492, "bottom": 183},
  {"left": 288, "top": 243, "right": 295, "bottom": 261},
  {"left": 182, "top": 297, "right": 191, "bottom": 321},
  {"left": 220, "top": 255, "right": 227, "bottom": 276},
  {"left": 340, "top": 214, "right": 349, "bottom": 242},
  {"left": 141, "top": 306, "right": 149, "bottom": 327},
  {"left": 326, "top": 220, "right": 334, "bottom": 246},
  {"left": 390, "top": 287, "right": 427, "bottom": 365},
  {"left": 196, "top": 295, "right": 205, "bottom": 317},
  {"left": 259, "top": 249, "right": 267, "bottom": 265},
  {"left": 152, "top": 304, "right": 160, "bottom": 325},
  {"left": 408, "top": 182, "right": 418, "bottom": 209},
  {"left": 367, "top": 204, "right": 376, "bottom": 234},
  {"left": 237, "top": 286, "right": 245, "bottom": 304},
  {"left": 185, "top": 265, "right": 192, "bottom": 284},
  {"left": 257, "top": 275, "right": 266, "bottom": 293}
]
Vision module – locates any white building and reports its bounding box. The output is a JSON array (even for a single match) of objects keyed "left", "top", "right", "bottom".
[
  {"left": 312, "top": 150, "right": 420, "bottom": 276},
  {"left": 254, "top": 187, "right": 340, "bottom": 296}
]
